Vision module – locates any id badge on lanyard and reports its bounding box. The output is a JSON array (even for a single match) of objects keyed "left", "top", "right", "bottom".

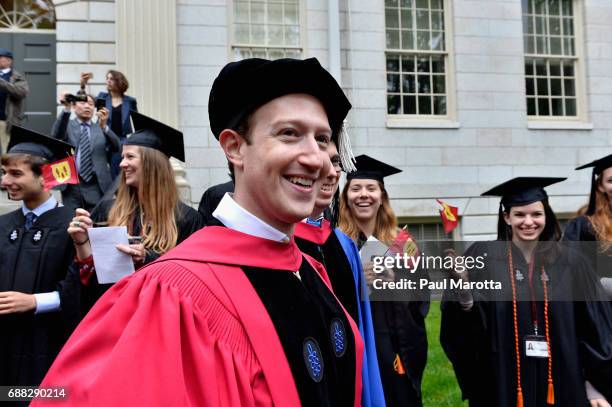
[
  {"left": 524, "top": 260, "right": 549, "bottom": 358},
  {"left": 524, "top": 335, "right": 549, "bottom": 358}
]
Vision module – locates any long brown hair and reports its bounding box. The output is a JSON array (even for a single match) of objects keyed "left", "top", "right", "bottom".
[
  {"left": 497, "top": 199, "right": 562, "bottom": 265},
  {"left": 338, "top": 179, "right": 398, "bottom": 244},
  {"left": 588, "top": 178, "right": 612, "bottom": 250},
  {"left": 107, "top": 70, "right": 129, "bottom": 94},
  {"left": 108, "top": 146, "right": 179, "bottom": 254}
]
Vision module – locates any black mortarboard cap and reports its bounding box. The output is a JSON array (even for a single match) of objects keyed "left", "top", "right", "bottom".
[
  {"left": 346, "top": 154, "right": 402, "bottom": 184},
  {"left": 208, "top": 58, "right": 351, "bottom": 142},
  {"left": 481, "top": 177, "right": 566, "bottom": 211},
  {"left": 125, "top": 111, "right": 185, "bottom": 162},
  {"left": 575, "top": 153, "right": 612, "bottom": 215},
  {"left": 7, "top": 126, "right": 74, "bottom": 161}
]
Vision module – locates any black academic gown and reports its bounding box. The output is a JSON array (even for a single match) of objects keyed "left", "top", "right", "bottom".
[
  {"left": 563, "top": 215, "right": 612, "bottom": 280},
  {"left": 441, "top": 242, "right": 612, "bottom": 407},
  {"left": 80, "top": 199, "right": 203, "bottom": 314},
  {"left": 0, "top": 206, "right": 79, "bottom": 387},
  {"left": 358, "top": 232, "right": 429, "bottom": 407},
  {"left": 207, "top": 218, "right": 358, "bottom": 406},
  {"left": 197, "top": 180, "right": 234, "bottom": 226},
  {"left": 295, "top": 221, "right": 360, "bottom": 324}
]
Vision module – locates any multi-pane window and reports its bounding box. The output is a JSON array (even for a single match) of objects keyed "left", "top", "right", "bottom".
[
  {"left": 232, "top": 0, "right": 302, "bottom": 61},
  {"left": 385, "top": 0, "right": 449, "bottom": 116},
  {"left": 523, "top": 0, "right": 578, "bottom": 117},
  {"left": 401, "top": 221, "right": 453, "bottom": 241}
]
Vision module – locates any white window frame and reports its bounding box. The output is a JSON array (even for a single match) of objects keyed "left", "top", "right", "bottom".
[
  {"left": 228, "top": 0, "right": 306, "bottom": 62},
  {"left": 384, "top": 0, "right": 458, "bottom": 129},
  {"left": 523, "top": 0, "right": 590, "bottom": 129},
  {"left": 0, "top": 0, "right": 55, "bottom": 33},
  {"left": 398, "top": 217, "right": 459, "bottom": 241}
]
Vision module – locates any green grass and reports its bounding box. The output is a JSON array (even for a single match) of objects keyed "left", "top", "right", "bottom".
[{"left": 422, "top": 301, "right": 467, "bottom": 407}]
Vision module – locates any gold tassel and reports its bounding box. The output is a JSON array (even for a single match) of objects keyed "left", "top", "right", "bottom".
[
  {"left": 547, "top": 380, "right": 555, "bottom": 405},
  {"left": 393, "top": 354, "right": 406, "bottom": 375},
  {"left": 517, "top": 388, "right": 524, "bottom": 407}
]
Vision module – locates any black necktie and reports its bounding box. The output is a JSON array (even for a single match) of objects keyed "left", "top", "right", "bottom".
[
  {"left": 24, "top": 212, "right": 37, "bottom": 230},
  {"left": 79, "top": 123, "right": 94, "bottom": 182}
]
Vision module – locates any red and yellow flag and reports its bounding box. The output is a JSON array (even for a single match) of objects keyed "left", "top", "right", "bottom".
[
  {"left": 436, "top": 199, "right": 459, "bottom": 234},
  {"left": 42, "top": 156, "right": 79, "bottom": 191}
]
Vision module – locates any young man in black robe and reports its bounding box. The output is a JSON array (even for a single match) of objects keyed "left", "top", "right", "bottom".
[{"left": 0, "top": 127, "right": 79, "bottom": 387}]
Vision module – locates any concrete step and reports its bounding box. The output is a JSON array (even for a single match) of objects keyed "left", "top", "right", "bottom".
[
  {"left": 0, "top": 194, "right": 19, "bottom": 215},
  {"left": 0, "top": 190, "right": 65, "bottom": 216}
]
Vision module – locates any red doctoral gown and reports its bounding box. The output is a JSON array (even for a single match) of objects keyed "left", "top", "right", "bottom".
[{"left": 33, "top": 226, "right": 363, "bottom": 406}]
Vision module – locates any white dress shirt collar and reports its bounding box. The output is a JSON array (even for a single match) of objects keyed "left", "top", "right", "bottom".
[
  {"left": 22, "top": 194, "right": 58, "bottom": 217},
  {"left": 213, "top": 193, "right": 290, "bottom": 243}
]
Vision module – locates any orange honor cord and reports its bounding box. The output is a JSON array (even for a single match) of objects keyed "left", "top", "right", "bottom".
[
  {"left": 541, "top": 267, "right": 555, "bottom": 405},
  {"left": 508, "top": 244, "right": 555, "bottom": 407},
  {"left": 507, "top": 245, "right": 524, "bottom": 407}
]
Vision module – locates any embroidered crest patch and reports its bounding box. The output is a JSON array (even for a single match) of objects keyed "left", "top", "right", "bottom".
[
  {"left": 302, "top": 337, "right": 324, "bottom": 383},
  {"left": 330, "top": 318, "right": 346, "bottom": 357}
]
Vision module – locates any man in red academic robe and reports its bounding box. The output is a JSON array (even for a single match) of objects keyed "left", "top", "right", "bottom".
[{"left": 33, "top": 58, "right": 363, "bottom": 406}]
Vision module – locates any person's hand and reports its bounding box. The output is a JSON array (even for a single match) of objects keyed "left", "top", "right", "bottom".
[
  {"left": 116, "top": 243, "right": 146, "bottom": 266},
  {"left": 96, "top": 107, "right": 109, "bottom": 129},
  {"left": 68, "top": 208, "right": 93, "bottom": 246},
  {"left": 0, "top": 291, "right": 36, "bottom": 314},
  {"left": 59, "top": 91, "right": 71, "bottom": 109},
  {"left": 364, "top": 261, "right": 394, "bottom": 286},
  {"left": 80, "top": 72, "right": 93, "bottom": 88},
  {"left": 444, "top": 248, "right": 469, "bottom": 282},
  {"left": 590, "top": 399, "right": 611, "bottom": 407}
]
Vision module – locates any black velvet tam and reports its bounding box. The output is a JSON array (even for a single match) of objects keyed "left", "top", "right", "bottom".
[{"left": 208, "top": 57, "right": 351, "bottom": 141}]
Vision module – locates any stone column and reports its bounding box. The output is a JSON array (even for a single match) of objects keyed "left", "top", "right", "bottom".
[{"left": 115, "top": 0, "right": 190, "bottom": 201}]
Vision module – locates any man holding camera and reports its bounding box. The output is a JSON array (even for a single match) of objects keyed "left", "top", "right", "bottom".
[
  {"left": 51, "top": 92, "right": 120, "bottom": 211},
  {"left": 0, "top": 48, "right": 29, "bottom": 154}
]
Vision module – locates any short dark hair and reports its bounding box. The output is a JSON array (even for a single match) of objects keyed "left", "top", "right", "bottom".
[
  {"left": 75, "top": 90, "right": 95, "bottom": 104},
  {"left": 107, "top": 70, "right": 129, "bottom": 94},
  {"left": 226, "top": 114, "right": 253, "bottom": 183},
  {"left": 1, "top": 153, "right": 49, "bottom": 176}
]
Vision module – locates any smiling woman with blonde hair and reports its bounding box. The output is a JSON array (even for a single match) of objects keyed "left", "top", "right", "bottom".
[
  {"left": 67, "top": 111, "right": 202, "bottom": 313},
  {"left": 338, "top": 154, "right": 429, "bottom": 407},
  {"left": 338, "top": 169, "right": 398, "bottom": 246}
]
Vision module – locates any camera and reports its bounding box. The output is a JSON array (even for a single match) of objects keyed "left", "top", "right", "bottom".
[
  {"left": 95, "top": 98, "right": 106, "bottom": 111},
  {"left": 62, "top": 93, "right": 88, "bottom": 104}
]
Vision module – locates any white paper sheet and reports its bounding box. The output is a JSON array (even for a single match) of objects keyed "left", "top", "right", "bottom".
[
  {"left": 359, "top": 235, "right": 390, "bottom": 263},
  {"left": 88, "top": 226, "right": 135, "bottom": 284}
]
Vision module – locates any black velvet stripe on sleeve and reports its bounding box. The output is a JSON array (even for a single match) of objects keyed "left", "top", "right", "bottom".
[
  {"left": 295, "top": 233, "right": 360, "bottom": 325},
  {"left": 242, "top": 258, "right": 356, "bottom": 407}
]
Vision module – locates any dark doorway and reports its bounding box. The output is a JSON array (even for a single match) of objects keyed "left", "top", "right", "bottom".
[{"left": 0, "top": 32, "right": 56, "bottom": 134}]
